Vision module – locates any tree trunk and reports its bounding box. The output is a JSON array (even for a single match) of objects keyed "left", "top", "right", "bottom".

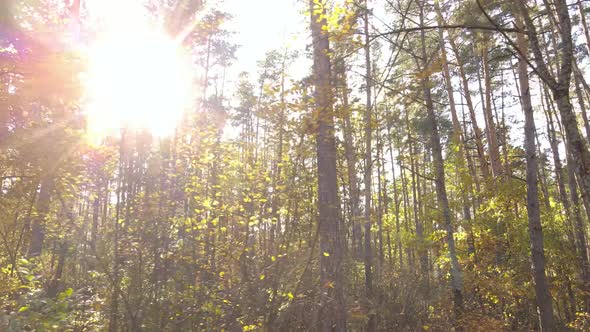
[
  {"left": 28, "top": 175, "right": 54, "bottom": 258},
  {"left": 407, "top": 115, "right": 427, "bottom": 281},
  {"left": 376, "top": 129, "right": 385, "bottom": 266},
  {"left": 515, "top": 14, "right": 556, "bottom": 330},
  {"left": 339, "top": 63, "right": 362, "bottom": 258},
  {"left": 520, "top": 0, "right": 590, "bottom": 234},
  {"left": 448, "top": 36, "right": 489, "bottom": 178},
  {"left": 578, "top": 0, "right": 590, "bottom": 55},
  {"left": 419, "top": 1, "right": 463, "bottom": 321},
  {"left": 362, "top": 2, "right": 375, "bottom": 329},
  {"left": 481, "top": 43, "right": 502, "bottom": 177},
  {"left": 109, "top": 129, "right": 126, "bottom": 332},
  {"left": 573, "top": 72, "right": 590, "bottom": 139},
  {"left": 398, "top": 135, "right": 414, "bottom": 272},
  {"left": 309, "top": 1, "right": 347, "bottom": 330},
  {"left": 435, "top": 2, "right": 476, "bottom": 258},
  {"left": 567, "top": 150, "right": 590, "bottom": 312},
  {"left": 386, "top": 121, "right": 403, "bottom": 270},
  {"left": 541, "top": 84, "right": 579, "bottom": 254}
]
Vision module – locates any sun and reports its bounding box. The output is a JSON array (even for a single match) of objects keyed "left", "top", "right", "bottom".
[{"left": 82, "top": 7, "right": 194, "bottom": 139}]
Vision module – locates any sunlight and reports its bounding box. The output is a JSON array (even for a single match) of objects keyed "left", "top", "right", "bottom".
[{"left": 83, "top": 3, "right": 193, "bottom": 139}]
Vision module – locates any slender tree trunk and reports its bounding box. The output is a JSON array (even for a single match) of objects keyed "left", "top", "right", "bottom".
[
  {"left": 310, "top": 1, "right": 347, "bottom": 330},
  {"left": 481, "top": 43, "right": 502, "bottom": 177},
  {"left": 541, "top": 84, "right": 579, "bottom": 254},
  {"left": 515, "top": 14, "right": 556, "bottom": 330},
  {"left": 573, "top": 72, "right": 590, "bottom": 139},
  {"left": 109, "top": 129, "right": 126, "bottom": 332},
  {"left": 567, "top": 150, "right": 590, "bottom": 312},
  {"left": 535, "top": 133, "right": 551, "bottom": 210},
  {"left": 387, "top": 121, "right": 403, "bottom": 270},
  {"left": 435, "top": 3, "right": 476, "bottom": 258},
  {"left": 377, "top": 131, "right": 385, "bottom": 266},
  {"left": 28, "top": 175, "right": 54, "bottom": 258},
  {"left": 578, "top": 0, "right": 590, "bottom": 55},
  {"left": 270, "top": 52, "right": 287, "bottom": 251},
  {"left": 419, "top": 1, "right": 463, "bottom": 321},
  {"left": 90, "top": 197, "right": 100, "bottom": 250},
  {"left": 398, "top": 138, "right": 414, "bottom": 272},
  {"left": 47, "top": 240, "right": 67, "bottom": 297},
  {"left": 407, "top": 117, "right": 427, "bottom": 281},
  {"left": 362, "top": 3, "right": 375, "bottom": 329},
  {"left": 520, "top": 0, "right": 590, "bottom": 232},
  {"left": 448, "top": 36, "right": 489, "bottom": 178},
  {"left": 339, "top": 65, "right": 362, "bottom": 258}
]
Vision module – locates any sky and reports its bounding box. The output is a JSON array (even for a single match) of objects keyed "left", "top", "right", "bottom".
[
  {"left": 84, "top": 0, "right": 308, "bottom": 78},
  {"left": 222, "top": 0, "right": 306, "bottom": 70},
  {"left": 221, "top": 0, "right": 309, "bottom": 84},
  {"left": 79, "top": 0, "right": 311, "bottom": 137}
]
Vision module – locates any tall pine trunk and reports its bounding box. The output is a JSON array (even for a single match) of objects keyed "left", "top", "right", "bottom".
[
  {"left": 418, "top": 1, "right": 463, "bottom": 321},
  {"left": 310, "top": 1, "right": 347, "bottom": 330},
  {"left": 362, "top": 2, "right": 375, "bottom": 329},
  {"left": 515, "top": 13, "right": 556, "bottom": 330}
]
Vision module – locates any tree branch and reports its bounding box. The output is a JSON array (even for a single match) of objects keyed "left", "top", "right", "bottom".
[
  {"left": 475, "top": 0, "right": 558, "bottom": 90},
  {"left": 368, "top": 24, "right": 523, "bottom": 38},
  {"left": 400, "top": 164, "right": 436, "bottom": 182}
]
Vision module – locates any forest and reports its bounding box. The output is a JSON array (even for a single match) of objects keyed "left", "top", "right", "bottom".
[{"left": 2, "top": 0, "right": 590, "bottom": 330}]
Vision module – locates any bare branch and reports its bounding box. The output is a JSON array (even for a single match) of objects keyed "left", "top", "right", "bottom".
[{"left": 368, "top": 24, "right": 523, "bottom": 38}]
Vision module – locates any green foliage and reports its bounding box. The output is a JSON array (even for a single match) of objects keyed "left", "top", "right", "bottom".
[{"left": 0, "top": 0, "right": 589, "bottom": 330}]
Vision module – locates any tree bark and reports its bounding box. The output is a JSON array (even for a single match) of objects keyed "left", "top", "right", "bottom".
[
  {"left": 573, "top": 72, "right": 590, "bottom": 139},
  {"left": 338, "top": 60, "right": 362, "bottom": 258},
  {"left": 481, "top": 43, "right": 503, "bottom": 177},
  {"left": 28, "top": 175, "right": 54, "bottom": 258},
  {"left": 407, "top": 115, "right": 427, "bottom": 281},
  {"left": 386, "top": 120, "right": 403, "bottom": 270},
  {"left": 519, "top": 0, "right": 590, "bottom": 228},
  {"left": 309, "top": 1, "right": 347, "bottom": 330},
  {"left": 566, "top": 150, "right": 590, "bottom": 312},
  {"left": 418, "top": 0, "right": 463, "bottom": 322},
  {"left": 578, "top": 0, "right": 590, "bottom": 55},
  {"left": 362, "top": 2, "right": 375, "bottom": 329},
  {"left": 435, "top": 2, "right": 476, "bottom": 258},
  {"left": 515, "top": 12, "right": 556, "bottom": 330}
]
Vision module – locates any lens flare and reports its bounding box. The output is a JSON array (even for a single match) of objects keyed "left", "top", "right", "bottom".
[{"left": 83, "top": 3, "right": 194, "bottom": 139}]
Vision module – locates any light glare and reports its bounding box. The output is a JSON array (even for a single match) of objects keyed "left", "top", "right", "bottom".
[{"left": 83, "top": 13, "right": 193, "bottom": 139}]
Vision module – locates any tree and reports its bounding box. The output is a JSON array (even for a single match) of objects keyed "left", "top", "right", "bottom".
[
  {"left": 514, "top": 9, "right": 556, "bottom": 330},
  {"left": 417, "top": 0, "right": 463, "bottom": 321},
  {"left": 309, "top": 0, "right": 347, "bottom": 330},
  {"left": 516, "top": 0, "right": 590, "bottom": 224},
  {"left": 5, "top": 0, "right": 590, "bottom": 330}
]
